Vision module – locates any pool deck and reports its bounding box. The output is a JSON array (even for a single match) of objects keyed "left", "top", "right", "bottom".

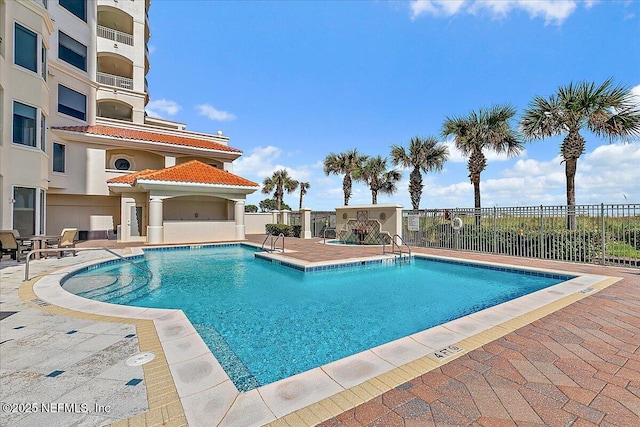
[{"left": 1, "top": 236, "right": 638, "bottom": 426}]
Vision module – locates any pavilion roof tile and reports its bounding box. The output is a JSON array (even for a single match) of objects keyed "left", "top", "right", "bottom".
[{"left": 107, "top": 160, "right": 259, "bottom": 187}]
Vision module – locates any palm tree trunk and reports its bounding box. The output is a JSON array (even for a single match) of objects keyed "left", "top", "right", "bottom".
[
  {"left": 472, "top": 173, "right": 481, "bottom": 226},
  {"left": 276, "top": 188, "right": 282, "bottom": 212},
  {"left": 372, "top": 190, "right": 377, "bottom": 204},
  {"left": 565, "top": 158, "right": 577, "bottom": 231},
  {"left": 561, "top": 130, "right": 584, "bottom": 231},
  {"left": 409, "top": 168, "right": 423, "bottom": 210},
  {"left": 343, "top": 175, "right": 352, "bottom": 206}
]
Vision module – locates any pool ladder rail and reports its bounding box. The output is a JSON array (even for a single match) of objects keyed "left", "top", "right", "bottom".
[
  {"left": 322, "top": 227, "right": 337, "bottom": 244},
  {"left": 23, "top": 247, "right": 153, "bottom": 282},
  {"left": 261, "top": 233, "right": 285, "bottom": 253},
  {"left": 383, "top": 234, "right": 412, "bottom": 264}
]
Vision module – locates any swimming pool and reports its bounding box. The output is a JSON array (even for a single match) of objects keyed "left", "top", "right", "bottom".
[{"left": 62, "top": 244, "right": 572, "bottom": 392}]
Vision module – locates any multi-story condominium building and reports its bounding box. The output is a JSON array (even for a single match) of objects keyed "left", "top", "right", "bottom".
[{"left": 1, "top": 0, "right": 258, "bottom": 245}]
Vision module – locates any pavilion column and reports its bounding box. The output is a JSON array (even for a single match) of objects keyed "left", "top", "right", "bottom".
[
  {"left": 234, "top": 200, "right": 246, "bottom": 240},
  {"left": 301, "top": 207, "right": 312, "bottom": 239},
  {"left": 148, "top": 197, "right": 164, "bottom": 244}
]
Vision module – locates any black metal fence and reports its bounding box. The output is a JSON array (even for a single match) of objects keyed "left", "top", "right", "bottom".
[
  {"left": 401, "top": 204, "right": 639, "bottom": 267},
  {"left": 289, "top": 211, "right": 336, "bottom": 238}
]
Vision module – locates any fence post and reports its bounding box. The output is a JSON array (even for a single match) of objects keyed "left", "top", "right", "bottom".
[
  {"left": 539, "top": 205, "right": 544, "bottom": 260},
  {"left": 492, "top": 207, "right": 497, "bottom": 254},
  {"left": 601, "top": 203, "right": 606, "bottom": 265}
]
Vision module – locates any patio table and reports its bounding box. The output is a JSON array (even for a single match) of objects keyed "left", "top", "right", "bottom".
[{"left": 17, "top": 235, "right": 60, "bottom": 260}]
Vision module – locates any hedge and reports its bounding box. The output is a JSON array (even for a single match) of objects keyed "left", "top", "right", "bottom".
[{"left": 265, "top": 224, "right": 301, "bottom": 238}]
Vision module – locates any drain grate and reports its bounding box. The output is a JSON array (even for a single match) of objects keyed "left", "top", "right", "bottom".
[{"left": 125, "top": 352, "right": 156, "bottom": 366}]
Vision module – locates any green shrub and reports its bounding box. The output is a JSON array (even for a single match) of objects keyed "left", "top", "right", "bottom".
[
  {"left": 624, "top": 229, "right": 640, "bottom": 250},
  {"left": 265, "top": 223, "right": 300, "bottom": 237}
]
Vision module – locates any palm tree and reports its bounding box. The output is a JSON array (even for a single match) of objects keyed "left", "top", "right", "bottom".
[
  {"left": 390, "top": 136, "right": 449, "bottom": 210},
  {"left": 521, "top": 79, "right": 640, "bottom": 229},
  {"left": 261, "top": 169, "right": 299, "bottom": 212},
  {"left": 357, "top": 156, "right": 402, "bottom": 204},
  {"left": 323, "top": 149, "right": 368, "bottom": 206},
  {"left": 298, "top": 182, "right": 310, "bottom": 210},
  {"left": 442, "top": 104, "right": 523, "bottom": 220}
]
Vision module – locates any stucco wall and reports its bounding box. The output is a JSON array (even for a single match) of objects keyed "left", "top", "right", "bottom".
[
  {"left": 335, "top": 204, "right": 403, "bottom": 237},
  {"left": 245, "top": 213, "right": 275, "bottom": 234},
  {"left": 47, "top": 194, "right": 120, "bottom": 235},
  {"left": 163, "top": 196, "right": 228, "bottom": 221},
  {"left": 162, "top": 220, "right": 236, "bottom": 243}
]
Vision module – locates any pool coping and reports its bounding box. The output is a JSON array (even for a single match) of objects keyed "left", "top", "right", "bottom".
[{"left": 26, "top": 243, "right": 622, "bottom": 427}]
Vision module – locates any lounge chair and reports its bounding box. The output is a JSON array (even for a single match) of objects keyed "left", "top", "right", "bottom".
[
  {"left": 46, "top": 228, "right": 78, "bottom": 258},
  {"left": 0, "top": 231, "right": 30, "bottom": 261}
]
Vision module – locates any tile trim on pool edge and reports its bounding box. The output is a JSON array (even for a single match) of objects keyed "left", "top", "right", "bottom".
[{"left": 26, "top": 246, "right": 621, "bottom": 427}]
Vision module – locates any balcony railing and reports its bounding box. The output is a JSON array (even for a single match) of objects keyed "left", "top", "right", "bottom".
[
  {"left": 97, "top": 25, "right": 133, "bottom": 46},
  {"left": 97, "top": 71, "right": 133, "bottom": 90}
]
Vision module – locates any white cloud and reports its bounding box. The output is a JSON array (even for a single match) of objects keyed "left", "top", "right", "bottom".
[
  {"left": 631, "top": 83, "right": 640, "bottom": 104},
  {"left": 244, "top": 142, "right": 640, "bottom": 211},
  {"left": 411, "top": 0, "right": 466, "bottom": 18},
  {"left": 234, "top": 146, "right": 319, "bottom": 208},
  {"left": 233, "top": 146, "right": 283, "bottom": 178},
  {"left": 411, "top": 0, "right": 584, "bottom": 25},
  {"left": 145, "top": 99, "right": 181, "bottom": 118},
  {"left": 480, "top": 141, "right": 640, "bottom": 206},
  {"left": 516, "top": 0, "right": 577, "bottom": 25},
  {"left": 196, "top": 104, "right": 237, "bottom": 121}
]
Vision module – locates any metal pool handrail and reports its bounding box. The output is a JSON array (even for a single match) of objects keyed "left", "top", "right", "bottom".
[
  {"left": 383, "top": 234, "right": 412, "bottom": 263},
  {"left": 24, "top": 247, "right": 153, "bottom": 282},
  {"left": 322, "top": 227, "right": 336, "bottom": 244},
  {"left": 261, "top": 233, "right": 285, "bottom": 253}
]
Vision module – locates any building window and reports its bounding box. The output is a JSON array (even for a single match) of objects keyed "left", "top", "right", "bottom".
[
  {"left": 53, "top": 143, "right": 66, "bottom": 173},
  {"left": 15, "top": 23, "right": 37, "bottom": 72},
  {"left": 41, "top": 44, "right": 47, "bottom": 80},
  {"left": 59, "top": 0, "right": 86, "bottom": 22},
  {"left": 13, "top": 101, "right": 37, "bottom": 147},
  {"left": 58, "top": 85, "right": 86, "bottom": 120},
  {"left": 40, "top": 113, "right": 46, "bottom": 151},
  {"left": 58, "top": 31, "right": 87, "bottom": 71},
  {"left": 114, "top": 158, "right": 131, "bottom": 170}
]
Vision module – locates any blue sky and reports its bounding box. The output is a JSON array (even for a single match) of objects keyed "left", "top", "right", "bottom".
[{"left": 145, "top": 0, "right": 640, "bottom": 210}]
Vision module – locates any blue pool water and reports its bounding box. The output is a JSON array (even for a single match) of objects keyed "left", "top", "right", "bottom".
[{"left": 62, "top": 244, "right": 570, "bottom": 391}]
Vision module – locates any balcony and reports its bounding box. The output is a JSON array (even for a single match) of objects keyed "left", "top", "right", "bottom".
[
  {"left": 98, "top": 100, "right": 133, "bottom": 121},
  {"left": 97, "top": 71, "right": 132, "bottom": 90},
  {"left": 97, "top": 25, "right": 133, "bottom": 46}
]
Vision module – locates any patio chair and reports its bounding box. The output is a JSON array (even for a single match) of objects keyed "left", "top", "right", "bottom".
[
  {"left": 0, "top": 231, "right": 30, "bottom": 262},
  {"left": 8, "top": 229, "right": 33, "bottom": 250},
  {"left": 46, "top": 228, "right": 78, "bottom": 258}
]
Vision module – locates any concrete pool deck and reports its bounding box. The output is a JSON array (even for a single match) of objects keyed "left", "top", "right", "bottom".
[{"left": 0, "top": 236, "right": 638, "bottom": 426}]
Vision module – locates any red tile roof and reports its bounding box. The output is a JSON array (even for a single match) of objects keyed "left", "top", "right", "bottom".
[
  {"left": 53, "top": 125, "right": 242, "bottom": 153},
  {"left": 107, "top": 169, "right": 156, "bottom": 185},
  {"left": 107, "top": 160, "right": 259, "bottom": 187}
]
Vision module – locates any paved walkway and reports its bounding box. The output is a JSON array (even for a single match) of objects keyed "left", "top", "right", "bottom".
[
  {"left": 1, "top": 237, "right": 638, "bottom": 426},
  {"left": 0, "top": 250, "right": 149, "bottom": 426}
]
